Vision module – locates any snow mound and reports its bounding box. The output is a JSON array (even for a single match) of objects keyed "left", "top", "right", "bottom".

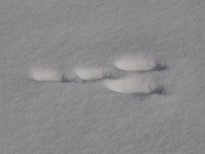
[
  {"left": 113, "top": 55, "right": 156, "bottom": 71},
  {"left": 74, "top": 67, "right": 106, "bottom": 81},
  {"left": 30, "top": 68, "right": 62, "bottom": 82},
  {"left": 103, "top": 75, "right": 159, "bottom": 94}
]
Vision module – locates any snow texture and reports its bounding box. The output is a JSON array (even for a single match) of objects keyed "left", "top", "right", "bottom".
[{"left": 0, "top": 0, "right": 205, "bottom": 154}]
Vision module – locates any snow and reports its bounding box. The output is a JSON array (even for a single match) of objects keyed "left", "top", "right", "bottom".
[
  {"left": 0, "top": 0, "right": 205, "bottom": 154},
  {"left": 113, "top": 54, "right": 157, "bottom": 71},
  {"left": 74, "top": 67, "right": 107, "bottom": 81},
  {"left": 30, "top": 68, "right": 62, "bottom": 82},
  {"left": 103, "top": 75, "right": 159, "bottom": 94}
]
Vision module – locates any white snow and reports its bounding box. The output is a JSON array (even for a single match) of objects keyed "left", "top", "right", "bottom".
[
  {"left": 103, "top": 75, "right": 159, "bottom": 94},
  {"left": 1, "top": 0, "right": 204, "bottom": 154},
  {"left": 74, "top": 67, "right": 106, "bottom": 81},
  {"left": 113, "top": 55, "right": 156, "bottom": 71},
  {"left": 30, "top": 68, "right": 62, "bottom": 82}
]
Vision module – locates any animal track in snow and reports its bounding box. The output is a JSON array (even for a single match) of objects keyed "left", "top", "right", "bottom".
[
  {"left": 28, "top": 53, "right": 168, "bottom": 95},
  {"left": 113, "top": 55, "right": 157, "bottom": 71},
  {"left": 29, "top": 67, "right": 109, "bottom": 82},
  {"left": 103, "top": 75, "right": 162, "bottom": 94}
]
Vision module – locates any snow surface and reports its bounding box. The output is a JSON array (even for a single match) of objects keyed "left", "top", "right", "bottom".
[{"left": 0, "top": 0, "right": 205, "bottom": 154}]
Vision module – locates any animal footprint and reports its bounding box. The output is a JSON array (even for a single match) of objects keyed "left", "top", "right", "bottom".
[
  {"left": 30, "top": 68, "right": 63, "bottom": 82},
  {"left": 103, "top": 75, "right": 161, "bottom": 94},
  {"left": 74, "top": 67, "right": 107, "bottom": 81},
  {"left": 29, "top": 67, "right": 108, "bottom": 82},
  {"left": 28, "top": 53, "right": 168, "bottom": 95},
  {"left": 103, "top": 74, "right": 164, "bottom": 94},
  {"left": 113, "top": 54, "right": 166, "bottom": 72},
  {"left": 113, "top": 55, "right": 156, "bottom": 71},
  {"left": 103, "top": 54, "right": 167, "bottom": 94}
]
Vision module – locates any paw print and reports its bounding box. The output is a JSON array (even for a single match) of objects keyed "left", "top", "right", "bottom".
[{"left": 29, "top": 53, "right": 167, "bottom": 95}]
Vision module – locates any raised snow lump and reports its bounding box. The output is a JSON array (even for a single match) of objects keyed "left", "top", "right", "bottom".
[
  {"left": 103, "top": 75, "right": 159, "bottom": 94},
  {"left": 113, "top": 55, "right": 156, "bottom": 71},
  {"left": 74, "top": 67, "right": 106, "bottom": 80}
]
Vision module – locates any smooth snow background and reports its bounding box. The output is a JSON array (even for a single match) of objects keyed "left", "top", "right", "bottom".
[{"left": 0, "top": 0, "right": 205, "bottom": 154}]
